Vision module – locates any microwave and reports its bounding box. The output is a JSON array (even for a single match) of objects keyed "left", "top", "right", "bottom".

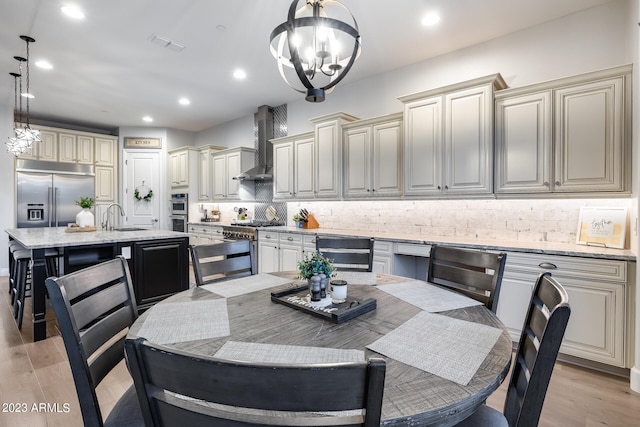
[{"left": 171, "top": 193, "right": 188, "bottom": 215}]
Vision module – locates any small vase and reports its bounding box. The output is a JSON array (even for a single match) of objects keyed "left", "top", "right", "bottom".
[
  {"left": 319, "top": 274, "right": 328, "bottom": 299},
  {"left": 76, "top": 208, "right": 94, "bottom": 227},
  {"left": 331, "top": 280, "right": 348, "bottom": 303},
  {"left": 309, "top": 275, "right": 321, "bottom": 302}
]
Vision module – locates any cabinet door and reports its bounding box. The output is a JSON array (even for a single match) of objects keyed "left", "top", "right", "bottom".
[
  {"left": 496, "top": 273, "right": 535, "bottom": 341},
  {"left": 198, "top": 149, "right": 211, "bottom": 201},
  {"left": 212, "top": 154, "right": 227, "bottom": 199},
  {"left": 38, "top": 130, "right": 58, "bottom": 161},
  {"left": 554, "top": 76, "right": 625, "bottom": 192},
  {"left": 315, "top": 120, "right": 341, "bottom": 198},
  {"left": 226, "top": 152, "right": 241, "bottom": 199},
  {"left": 444, "top": 84, "right": 493, "bottom": 194},
  {"left": 373, "top": 120, "right": 402, "bottom": 196},
  {"left": 258, "top": 242, "right": 279, "bottom": 273},
  {"left": 294, "top": 136, "right": 315, "bottom": 199},
  {"left": 495, "top": 91, "right": 552, "bottom": 193},
  {"left": 344, "top": 126, "right": 371, "bottom": 197},
  {"left": 95, "top": 137, "right": 116, "bottom": 166},
  {"left": 273, "top": 141, "right": 294, "bottom": 199},
  {"left": 279, "top": 243, "right": 303, "bottom": 271},
  {"left": 403, "top": 96, "right": 442, "bottom": 195},
  {"left": 77, "top": 136, "right": 94, "bottom": 164},
  {"left": 58, "top": 133, "right": 77, "bottom": 163},
  {"left": 95, "top": 166, "right": 115, "bottom": 202}
]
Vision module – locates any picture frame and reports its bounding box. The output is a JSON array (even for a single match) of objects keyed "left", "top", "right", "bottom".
[
  {"left": 124, "top": 137, "right": 162, "bottom": 149},
  {"left": 576, "top": 207, "right": 627, "bottom": 249}
]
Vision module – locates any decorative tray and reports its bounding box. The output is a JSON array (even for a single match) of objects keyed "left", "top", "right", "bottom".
[{"left": 270, "top": 285, "right": 376, "bottom": 324}]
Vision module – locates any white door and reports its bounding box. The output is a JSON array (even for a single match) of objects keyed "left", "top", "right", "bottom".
[{"left": 123, "top": 150, "right": 162, "bottom": 229}]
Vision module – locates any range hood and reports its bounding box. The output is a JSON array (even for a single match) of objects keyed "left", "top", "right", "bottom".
[{"left": 234, "top": 105, "right": 274, "bottom": 181}]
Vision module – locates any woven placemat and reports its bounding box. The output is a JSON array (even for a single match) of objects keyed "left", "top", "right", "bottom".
[
  {"left": 201, "top": 273, "right": 293, "bottom": 298},
  {"left": 378, "top": 280, "right": 483, "bottom": 312},
  {"left": 331, "top": 271, "right": 377, "bottom": 285},
  {"left": 367, "top": 311, "right": 502, "bottom": 385},
  {"left": 136, "top": 299, "right": 230, "bottom": 344},
  {"left": 214, "top": 341, "right": 365, "bottom": 364}
]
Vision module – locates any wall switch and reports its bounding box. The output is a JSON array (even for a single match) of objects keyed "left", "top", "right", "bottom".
[{"left": 121, "top": 246, "right": 132, "bottom": 259}]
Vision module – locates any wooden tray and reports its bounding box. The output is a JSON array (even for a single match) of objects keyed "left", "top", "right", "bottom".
[
  {"left": 65, "top": 226, "right": 97, "bottom": 233},
  {"left": 271, "top": 285, "right": 376, "bottom": 324}
]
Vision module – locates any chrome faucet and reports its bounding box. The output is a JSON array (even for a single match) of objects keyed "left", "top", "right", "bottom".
[{"left": 103, "top": 203, "right": 126, "bottom": 230}]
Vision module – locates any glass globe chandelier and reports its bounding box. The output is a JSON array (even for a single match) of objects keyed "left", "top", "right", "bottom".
[{"left": 270, "top": 0, "right": 361, "bottom": 102}]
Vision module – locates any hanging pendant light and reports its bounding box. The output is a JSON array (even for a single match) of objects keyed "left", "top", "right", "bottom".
[
  {"left": 15, "top": 35, "right": 40, "bottom": 145},
  {"left": 270, "top": 0, "right": 361, "bottom": 102},
  {"left": 6, "top": 70, "right": 26, "bottom": 155}
]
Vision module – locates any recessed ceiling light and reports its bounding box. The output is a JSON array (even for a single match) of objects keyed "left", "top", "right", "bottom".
[
  {"left": 233, "top": 69, "right": 247, "bottom": 80},
  {"left": 421, "top": 12, "right": 441, "bottom": 27},
  {"left": 21, "top": 93, "right": 34, "bottom": 99},
  {"left": 35, "top": 60, "right": 53, "bottom": 70},
  {"left": 143, "top": 116, "right": 153, "bottom": 123},
  {"left": 178, "top": 97, "right": 190, "bottom": 105},
  {"left": 61, "top": 5, "right": 85, "bottom": 19}
]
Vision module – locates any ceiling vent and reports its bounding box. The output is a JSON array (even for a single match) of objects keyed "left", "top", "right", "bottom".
[{"left": 150, "top": 34, "right": 185, "bottom": 52}]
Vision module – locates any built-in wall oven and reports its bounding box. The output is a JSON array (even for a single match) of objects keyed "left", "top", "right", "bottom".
[{"left": 170, "top": 193, "right": 188, "bottom": 232}]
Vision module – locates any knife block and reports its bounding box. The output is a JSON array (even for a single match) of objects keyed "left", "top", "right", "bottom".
[{"left": 303, "top": 214, "right": 319, "bottom": 229}]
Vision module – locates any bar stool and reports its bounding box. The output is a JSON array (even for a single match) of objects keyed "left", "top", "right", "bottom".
[
  {"left": 11, "top": 249, "right": 31, "bottom": 329},
  {"left": 8, "top": 241, "right": 25, "bottom": 296}
]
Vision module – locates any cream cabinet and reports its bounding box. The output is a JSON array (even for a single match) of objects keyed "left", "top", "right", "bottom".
[
  {"left": 212, "top": 147, "right": 256, "bottom": 201},
  {"left": 311, "top": 113, "right": 358, "bottom": 199},
  {"left": 497, "top": 252, "right": 631, "bottom": 367},
  {"left": 399, "top": 74, "right": 506, "bottom": 197},
  {"left": 58, "top": 133, "right": 94, "bottom": 164},
  {"left": 169, "top": 147, "right": 191, "bottom": 188},
  {"left": 196, "top": 145, "right": 225, "bottom": 202},
  {"left": 495, "top": 65, "right": 631, "bottom": 195},
  {"left": 257, "top": 231, "right": 304, "bottom": 273},
  {"left": 95, "top": 166, "right": 116, "bottom": 202},
  {"left": 343, "top": 113, "right": 403, "bottom": 198},
  {"left": 18, "top": 129, "right": 58, "bottom": 161},
  {"left": 272, "top": 132, "right": 315, "bottom": 200},
  {"left": 95, "top": 137, "right": 117, "bottom": 167},
  {"left": 372, "top": 240, "right": 393, "bottom": 274}
]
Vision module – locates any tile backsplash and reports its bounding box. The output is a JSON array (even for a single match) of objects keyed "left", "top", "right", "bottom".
[{"left": 288, "top": 199, "right": 634, "bottom": 244}]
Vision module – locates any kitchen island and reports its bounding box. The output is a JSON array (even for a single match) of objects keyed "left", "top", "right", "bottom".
[{"left": 5, "top": 227, "right": 190, "bottom": 341}]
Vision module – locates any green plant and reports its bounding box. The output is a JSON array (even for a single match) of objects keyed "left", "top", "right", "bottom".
[
  {"left": 75, "top": 196, "right": 95, "bottom": 209},
  {"left": 292, "top": 213, "right": 302, "bottom": 223},
  {"left": 134, "top": 188, "right": 153, "bottom": 202},
  {"left": 297, "top": 251, "right": 334, "bottom": 279}
]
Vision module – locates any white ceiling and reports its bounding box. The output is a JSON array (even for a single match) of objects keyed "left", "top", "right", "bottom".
[{"left": 0, "top": 0, "right": 616, "bottom": 133}]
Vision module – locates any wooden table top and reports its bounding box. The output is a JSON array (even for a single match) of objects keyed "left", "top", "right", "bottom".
[{"left": 128, "top": 272, "right": 513, "bottom": 426}]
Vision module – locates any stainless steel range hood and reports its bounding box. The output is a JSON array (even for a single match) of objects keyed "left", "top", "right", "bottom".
[{"left": 234, "top": 105, "right": 274, "bottom": 181}]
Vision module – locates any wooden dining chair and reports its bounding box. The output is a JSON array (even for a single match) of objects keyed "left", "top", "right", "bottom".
[
  {"left": 189, "top": 240, "right": 256, "bottom": 286},
  {"left": 427, "top": 245, "right": 507, "bottom": 313},
  {"left": 315, "top": 237, "right": 374, "bottom": 272},
  {"left": 125, "top": 337, "right": 386, "bottom": 427},
  {"left": 455, "top": 272, "right": 571, "bottom": 427},
  {"left": 45, "top": 256, "right": 144, "bottom": 427}
]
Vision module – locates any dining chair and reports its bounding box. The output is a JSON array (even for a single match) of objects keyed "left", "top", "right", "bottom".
[
  {"left": 315, "top": 237, "right": 374, "bottom": 272},
  {"left": 45, "top": 256, "right": 144, "bottom": 427},
  {"left": 427, "top": 245, "right": 507, "bottom": 313},
  {"left": 124, "top": 337, "right": 386, "bottom": 427},
  {"left": 455, "top": 272, "right": 571, "bottom": 427},
  {"left": 189, "top": 240, "right": 256, "bottom": 286}
]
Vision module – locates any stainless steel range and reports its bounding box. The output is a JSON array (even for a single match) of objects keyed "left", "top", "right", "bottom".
[{"left": 222, "top": 220, "right": 285, "bottom": 241}]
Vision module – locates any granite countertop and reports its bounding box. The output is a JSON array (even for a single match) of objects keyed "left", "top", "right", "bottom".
[{"left": 5, "top": 227, "right": 189, "bottom": 249}]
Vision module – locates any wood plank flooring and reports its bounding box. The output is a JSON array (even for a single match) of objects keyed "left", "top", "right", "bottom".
[{"left": 1, "top": 275, "right": 639, "bottom": 426}]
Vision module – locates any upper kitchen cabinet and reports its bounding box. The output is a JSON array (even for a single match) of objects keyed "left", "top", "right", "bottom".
[
  {"left": 17, "top": 129, "right": 57, "bottom": 161},
  {"left": 495, "top": 65, "right": 631, "bottom": 195},
  {"left": 211, "top": 147, "right": 256, "bottom": 201},
  {"left": 168, "top": 146, "right": 196, "bottom": 188},
  {"left": 197, "top": 145, "right": 225, "bottom": 202},
  {"left": 272, "top": 132, "right": 315, "bottom": 200},
  {"left": 94, "top": 137, "right": 117, "bottom": 167},
  {"left": 311, "top": 112, "right": 359, "bottom": 199},
  {"left": 399, "top": 74, "right": 507, "bottom": 197},
  {"left": 343, "top": 113, "right": 403, "bottom": 198},
  {"left": 58, "top": 133, "right": 94, "bottom": 164}
]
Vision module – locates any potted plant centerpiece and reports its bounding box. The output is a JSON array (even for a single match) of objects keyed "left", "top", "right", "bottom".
[
  {"left": 298, "top": 251, "right": 334, "bottom": 302},
  {"left": 75, "top": 196, "right": 95, "bottom": 227}
]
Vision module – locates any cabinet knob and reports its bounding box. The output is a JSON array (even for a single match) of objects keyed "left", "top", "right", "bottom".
[
  {"left": 444, "top": 185, "right": 449, "bottom": 190},
  {"left": 555, "top": 181, "right": 561, "bottom": 186},
  {"left": 437, "top": 185, "right": 441, "bottom": 190},
  {"left": 539, "top": 262, "right": 558, "bottom": 270},
  {"left": 287, "top": 236, "right": 293, "bottom": 241},
  {"left": 266, "top": 235, "right": 272, "bottom": 238},
  {"left": 367, "top": 189, "right": 370, "bottom": 192},
  {"left": 543, "top": 181, "right": 550, "bottom": 187}
]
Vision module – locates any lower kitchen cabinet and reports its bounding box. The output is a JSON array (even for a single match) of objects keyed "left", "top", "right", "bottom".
[
  {"left": 372, "top": 240, "right": 393, "bottom": 274},
  {"left": 497, "top": 252, "right": 631, "bottom": 368},
  {"left": 258, "top": 230, "right": 303, "bottom": 273}
]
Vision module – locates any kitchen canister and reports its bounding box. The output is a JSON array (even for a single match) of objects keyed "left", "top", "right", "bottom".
[{"left": 330, "top": 280, "right": 348, "bottom": 303}]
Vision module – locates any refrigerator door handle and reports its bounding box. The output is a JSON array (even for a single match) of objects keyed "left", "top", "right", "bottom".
[
  {"left": 48, "top": 187, "right": 53, "bottom": 227},
  {"left": 53, "top": 187, "right": 58, "bottom": 227}
]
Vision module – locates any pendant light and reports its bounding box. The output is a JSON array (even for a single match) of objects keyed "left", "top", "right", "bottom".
[
  {"left": 270, "top": 0, "right": 361, "bottom": 102},
  {"left": 5, "top": 70, "right": 28, "bottom": 155},
  {"left": 14, "top": 35, "right": 40, "bottom": 145}
]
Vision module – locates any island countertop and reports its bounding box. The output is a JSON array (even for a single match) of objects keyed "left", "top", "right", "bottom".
[{"left": 5, "top": 227, "right": 189, "bottom": 249}]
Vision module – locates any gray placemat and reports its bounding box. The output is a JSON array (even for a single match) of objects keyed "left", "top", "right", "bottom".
[
  {"left": 378, "top": 280, "right": 483, "bottom": 312},
  {"left": 201, "top": 273, "right": 293, "bottom": 298},
  {"left": 214, "top": 341, "right": 365, "bottom": 364},
  {"left": 367, "top": 311, "right": 502, "bottom": 385},
  {"left": 136, "top": 299, "right": 230, "bottom": 344},
  {"left": 332, "top": 271, "right": 377, "bottom": 285}
]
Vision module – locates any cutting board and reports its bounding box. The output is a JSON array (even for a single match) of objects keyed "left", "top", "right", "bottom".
[{"left": 65, "top": 226, "right": 97, "bottom": 233}]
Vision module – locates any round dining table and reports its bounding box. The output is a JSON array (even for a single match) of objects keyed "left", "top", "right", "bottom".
[{"left": 127, "top": 271, "right": 513, "bottom": 426}]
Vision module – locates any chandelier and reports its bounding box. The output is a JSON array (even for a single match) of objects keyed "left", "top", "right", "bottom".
[
  {"left": 270, "top": 0, "right": 361, "bottom": 102},
  {"left": 6, "top": 35, "right": 39, "bottom": 156}
]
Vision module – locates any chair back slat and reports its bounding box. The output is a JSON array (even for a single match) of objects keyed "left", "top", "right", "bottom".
[
  {"left": 427, "top": 245, "right": 507, "bottom": 313},
  {"left": 190, "top": 241, "right": 256, "bottom": 286},
  {"left": 504, "top": 272, "right": 571, "bottom": 427},
  {"left": 125, "top": 338, "right": 386, "bottom": 427},
  {"left": 45, "top": 256, "right": 138, "bottom": 427},
  {"left": 316, "top": 237, "right": 374, "bottom": 272}
]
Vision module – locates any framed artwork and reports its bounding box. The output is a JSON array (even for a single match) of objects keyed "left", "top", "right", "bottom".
[
  {"left": 124, "top": 137, "right": 162, "bottom": 149},
  {"left": 576, "top": 207, "right": 627, "bottom": 249}
]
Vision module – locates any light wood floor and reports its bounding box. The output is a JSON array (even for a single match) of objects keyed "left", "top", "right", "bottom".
[{"left": 1, "top": 275, "right": 640, "bottom": 427}]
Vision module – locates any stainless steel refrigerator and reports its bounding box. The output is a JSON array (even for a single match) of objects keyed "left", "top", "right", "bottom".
[{"left": 16, "top": 159, "right": 95, "bottom": 228}]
